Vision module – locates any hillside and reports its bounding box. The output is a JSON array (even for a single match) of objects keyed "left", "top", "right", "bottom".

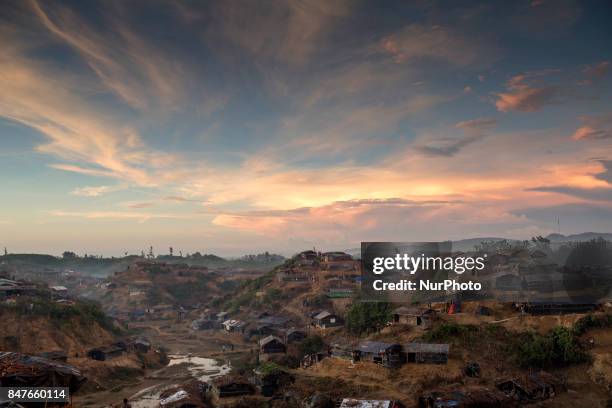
[
  {"left": 0, "top": 295, "right": 119, "bottom": 355},
  {"left": 95, "top": 260, "right": 259, "bottom": 313}
]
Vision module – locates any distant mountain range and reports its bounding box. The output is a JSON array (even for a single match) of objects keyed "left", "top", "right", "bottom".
[
  {"left": 346, "top": 232, "right": 612, "bottom": 256},
  {"left": 545, "top": 232, "right": 612, "bottom": 242}
]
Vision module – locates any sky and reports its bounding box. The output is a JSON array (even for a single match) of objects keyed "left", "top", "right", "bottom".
[{"left": 0, "top": 0, "right": 612, "bottom": 257}]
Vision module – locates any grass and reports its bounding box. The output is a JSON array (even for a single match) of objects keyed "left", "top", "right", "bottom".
[{"left": 421, "top": 322, "right": 478, "bottom": 342}]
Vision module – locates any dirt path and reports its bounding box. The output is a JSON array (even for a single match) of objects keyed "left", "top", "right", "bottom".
[{"left": 72, "top": 319, "right": 252, "bottom": 408}]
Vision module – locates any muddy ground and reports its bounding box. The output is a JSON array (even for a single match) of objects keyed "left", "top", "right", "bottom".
[{"left": 72, "top": 318, "right": 253, "bottom": 408}]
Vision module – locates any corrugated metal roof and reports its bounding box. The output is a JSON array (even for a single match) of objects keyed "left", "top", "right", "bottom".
[
  {"left": 259, "top": 335, "right": 284, "bottom": 347},
  {"left": 314, "top": 311, "right": 332, "bottom": 320},
  {"left": 404, "top": 342, "right": 449, "bottom": 353},
  {"left": 357, "top": 341, "right": 398, "bottom": 353},
  {"left": 339, "top": 398, "right": 392, "bottom": 408}
]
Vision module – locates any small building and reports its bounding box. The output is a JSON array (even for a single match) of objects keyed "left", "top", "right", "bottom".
[
  {"left": 259, "top": 335, "right": 286, "bottom": 354},
  {"left": 313, "top": 311, "right": 342, "bottom": 329},
  {"left": 50, "top": 285, "right": 68, "bottom": 297},
  {"left": 298, "top": 250, "right": 318, "bottom": 260},
  {"left": 327, "top": 288, "right": 354, "bottom": 298},
  {"left": 248, "top": 323, "right": 275, "bottom": 337},
  {"left": 258, "top": 315, "right": 290, "bottom": 327},
  {"left": 191, "top": 318, "right": 216, "bottom": 331},
  {"left": 354, "top": 341, "right": 404, "bottom": 368},
  {"left": 131, "top": 337, "right": 151, "bottom": 353},
  {"left": 338, "top": 399, "right": 398, "bottom": 408},
  {"left": 496, "top": 371, "right": 564, "bottom": 402},
  {"left": 419, "top": 388, "right": 510, "bottom": 408},
  {"left": 253, "top": 366, "right": 294, "bottom": 397},
  {"left": 87, "top": 345, "right": 124, "bottom": 361},
  {"left": 301, "top": 352, "right": 327, "bottom": 368},
  {"left": 216, "top": 311, "right": 229, "bottom": 321},
  {"left": 404, "top": 343, "right": 449, "bottom": 364},
  {"left": 222, "top": 319, "right": 245, "bottom": 332},
  {"left": 392, "top": 306, "right": 435, "bottom": 328},
  {"left": 521, "top": 302, "right": 597, "bottom": 315},
  {"left": 285, "top": 329, "right": 307, "bottom": 343},
  {"left": 321, "top": 252, "right": 353, "bottom": 263},
  {"left": 210, "top": 375, "right": 255, "bottom": 398}
]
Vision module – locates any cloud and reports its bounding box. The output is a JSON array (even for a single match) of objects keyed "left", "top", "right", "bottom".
[
  {"left": 0, "top": 6, "right": 186, "bottom": 187},
  {"left": 571, "top": 113, "right": 612, "bottom": 141},
  {"left": 203, "top": 0, "right": 351, "bottom": 64},
  {"left": 595, "top": 160, "right": 612, "bottom": 184},
  {"left": 414, "top": 117, "right": 496, "bottom": 157},
  {"left": 455, "top": 118, "right": 497, "bottom": 130},
  {"left": 48, "top": 210, "right": 196, "bottom": 223},
  {"left": 381, "top": 24, "right": 495, "bottom": 67},
  {"left": 29, "top": 1, "right": 189, "bottom": 110},
  {"left": 528, "top": 185, "right": 612, "bottom": 202},
  {"left": 71, "top": 185, "right": 125, "bottom": 197},
  {"left": 495, "top": 73, "right": 558, "bottom": 112},
  {"left": 572, "top": 126, "right": 612, "bottom": 141},
  {"left": 212, "top": 198, "right": 461, "bottom": 236},
  {"left": 583, "top": 61, "right": 611, "bottom": 78},
  {"left": 124, "top": 202, "right": 155, "bottom": 209}
]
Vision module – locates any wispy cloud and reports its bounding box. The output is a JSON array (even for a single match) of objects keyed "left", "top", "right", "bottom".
[
  {"left": 495, "top": 73, "right": 558, "bottom": 112},
  {"left": 71, "top": 185, "right": 125, "bottom": 197},
  {"left": 572, "top": 113, "right": 612, "bottom": 141},
  {"left": 414, "top": 118, "right": 497, "bottom": 157},
  {"left": 48, "top": 210, "right": 199, "bottom": 223},
  {"left": 380, "top": 24, "right": 497, "bottom": 67},
  {"left": 582, "top": 61, "right": 611, "bottom": 78}
]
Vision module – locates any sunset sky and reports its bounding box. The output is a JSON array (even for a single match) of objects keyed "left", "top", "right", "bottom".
[{"left": 1, "top": 0, "right": 611, "bottom": 256}]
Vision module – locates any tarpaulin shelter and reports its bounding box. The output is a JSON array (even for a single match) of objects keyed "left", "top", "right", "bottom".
[{"left": 0, "top": 352, "right": 86, "bottom": 392}]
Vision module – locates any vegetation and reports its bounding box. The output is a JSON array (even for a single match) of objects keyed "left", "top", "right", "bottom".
[
  {"left": 258, "top": 361, "right": 285, "bottom": 375},
  {"left": 346, "top": 301, "right": 392, "bottom": 335},
  {"left": 515, "top": 327, "right": 589, "bottom": 368},
  {"left": 422, "top": 322, "right": 478, "bottom": 342},
  {"left": 298, "top": 335, "right": 325, "bottom": 358},
  {"left": 3, "top": 296, "right": 119, "bottom": 334},
  {"left": 264, "top": 288, "right": 287, "bottom": 304},
  {"left": 573, "top": 313, "right": 612, "bottom": 336},
  {"left": 166, "top": 275, "right": 209, "bottom": 303}
]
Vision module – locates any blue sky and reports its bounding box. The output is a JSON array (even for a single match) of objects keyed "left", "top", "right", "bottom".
[{"left": 0, "top": 0, "right": 611, "bottom": 256}]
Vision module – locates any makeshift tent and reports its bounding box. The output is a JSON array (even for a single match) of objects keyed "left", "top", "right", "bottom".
[{"left": 0, "top": 352, "right": 86, "bottom": 393}]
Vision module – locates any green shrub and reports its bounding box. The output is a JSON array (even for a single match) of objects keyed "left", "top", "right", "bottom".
[
  {"left": 346, "top": 302, "right": 392, "bottom": 335},
  {"left": 298, "top": 335, "right": 325, "bottom": 357},
  {"left": 422, "top": 322, "right": 478, "bottom": 342},
  {"left": 515, "top": 327, "right": 588, "bottom": 368},
  {"left": 573, "top": 313, "right": 612, "bottom": 336}
]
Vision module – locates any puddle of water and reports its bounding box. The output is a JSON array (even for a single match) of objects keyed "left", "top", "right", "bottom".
[
  {"left": 167, "top": 354, "right": 231, "bottom": 381},
  {"left": 129, "top": 354, "right": 231, "bottom": 408},
  {"left": 130, "top": 384, "right": 177, "bottom": 408}
]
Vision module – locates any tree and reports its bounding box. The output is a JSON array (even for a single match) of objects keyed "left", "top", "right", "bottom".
[
  {"left": 346, "top": 302, "right": 392, "bottom": 335},
  {"left": 169, "top": 247, "right": 174, "bottom": 257},
  {"left": 298, "top": 335, "right": 325, "bottom": 357},
  {"left": 148, "top": 246, "right": 154, "bottom": 258},
  {"left": 62, "top": 251, "right": 77, "bottom": 259}
]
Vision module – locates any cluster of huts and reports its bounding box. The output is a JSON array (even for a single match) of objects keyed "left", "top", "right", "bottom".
[
  {"left": 350, "top": 341, "right": 449, "bottom": 368},
  {"left": 204, "top": 367, "right": 295, "bottom": 400},
  {"left": 87, "top": 337, "right": 151, "bottom": 361},
  {"left": 418, "top": 371, "right": 564, "bottom": 407}
]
